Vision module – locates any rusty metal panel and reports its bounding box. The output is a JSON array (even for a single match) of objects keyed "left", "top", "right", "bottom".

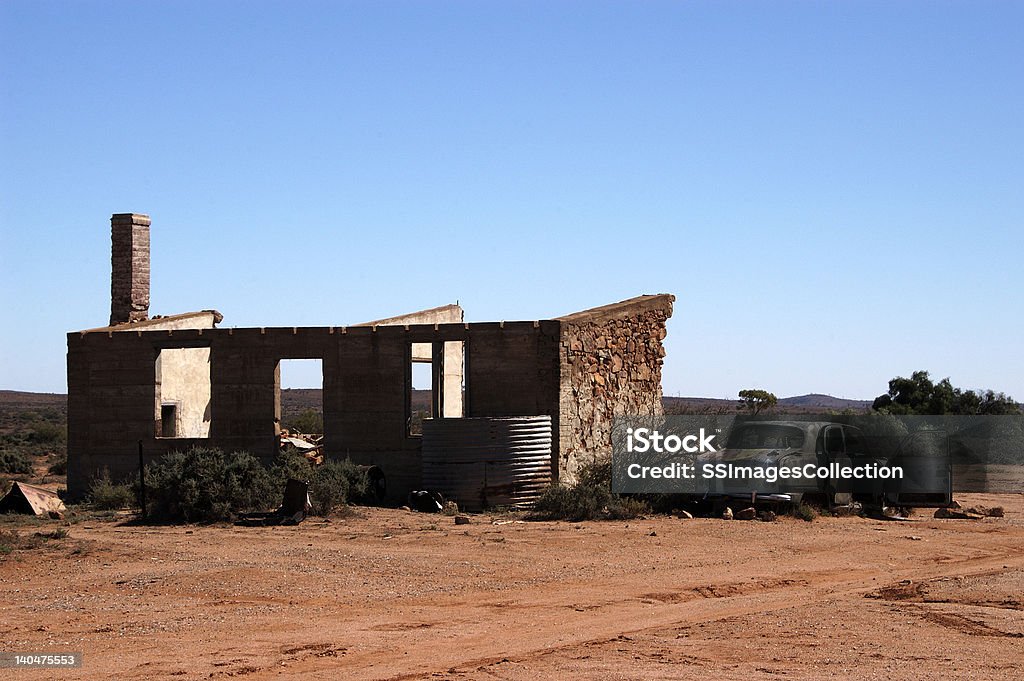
[
  {"left": 0, "top": 482, "right": 67, "bottom": 516},
  {"left": 421, "top": 416, "right": 552, "bottom": 511}
]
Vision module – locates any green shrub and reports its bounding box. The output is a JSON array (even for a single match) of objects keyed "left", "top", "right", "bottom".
[
  {"left": 334, "top": 459, "right": 369, "bottom": 501},
  {"left": 87, "top": 469, "right": 136, "bottom": 510},
  {"left": 36, "top": 528, "right": 68, "bottom": 540},
  {"left": 308, "top": 459, "right": 369, "bottom": 515},
  {"left": 529, "top": 458, "right": 648, "bottom": 521},
  {"left": 28, "top": 421, "right": 65, "bottom": 445},
  {"left": 284, "top": 409, "right": 323, "bottom": 435},
  {"left": 145, "top": 447, "right": 277, "bottom": 522},
  {"left": 576, "top": 458, "right": 612, "bottom": 488},
  {"left": 0, "top": 528, "right": 67, "bottom": 556},
  {"left": 607, "top": 495, "right": 651, "bottom": 520},
  {"left": 792, "top": 502, "right": 817, "bottom": 522},
  {"left": 270, "top": 450, "right": 314, "bottom": 486},
  {"left": 309, "top": 461, "right": 350, "bottom": 515},
  {"left": 271, "top": 450, "right": 371, "bottom": 513},
  {"left": 530, "top": 483, "right": 611, "bottom": 521},
  {"left": 47, "top": 452, "right": 67, "bottom": 475},
  {"left": 0, "top": 528, "right": 41, "bottom": 555},
  {"left": 0, "top": 449, "right": 33, "bottom": 475}
]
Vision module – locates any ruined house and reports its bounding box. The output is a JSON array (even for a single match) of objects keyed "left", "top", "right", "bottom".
[{"left": 67, "top": 213, "right": 674, "bottom": 506}]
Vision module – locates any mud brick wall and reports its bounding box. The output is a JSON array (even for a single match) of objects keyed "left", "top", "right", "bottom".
[
  {"left": 66, "top": 322, "right": 561, "bottom": 501},
  {"left": 557, "top": 295, "right": 674, "bottom": 483},
  {"left": 109, "top": 213, "right": 151, "bottom": 325}
]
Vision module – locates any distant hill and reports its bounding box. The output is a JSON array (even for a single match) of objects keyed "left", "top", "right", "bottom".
[
  {"left": 278, "top": 388, "right": 431, "bottom": 419},
  {"left": 781, "top": 393, "right": 872, "bottom": 410},
  {"left": 0, "top": 389, "right": 870, "bottom": 423},
  {"left": 0, "top": 390, "right": 67, "bottom": 407},
  {"left": 279, "top": 388, "right": 322, "bottom": 415},
  {"left": 663, "top": 393, "right": 870, "bottom": 415}
]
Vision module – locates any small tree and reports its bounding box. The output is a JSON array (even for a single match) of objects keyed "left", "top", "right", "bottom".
[
  {"left": 872, "top": 370, "right": 1021, "bottom": 415},
  {"left": 738, "top": 389, "right": 777, "bottom": 415},
  {"left": 284, "top": 409, "right": 323, "bottom": 435}
]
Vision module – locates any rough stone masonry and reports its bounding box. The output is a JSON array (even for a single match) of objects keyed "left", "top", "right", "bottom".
[
  {"left": 557, "top": 295, "right": 674, "bottom": 482},
  {"left": 109, "top": 213, "right": 150, "bottom": 326}
]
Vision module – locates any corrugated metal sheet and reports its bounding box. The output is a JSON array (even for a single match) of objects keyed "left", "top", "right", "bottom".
[
  {"left": 0, "top": 482, "right": 66, "bottom": 516},
  {"left": 422, "top": 416, "right": 553, "bottom": 511}
]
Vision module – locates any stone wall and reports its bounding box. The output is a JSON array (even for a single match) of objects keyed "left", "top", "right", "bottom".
[
  {"left": 109, "top": 213, "right": 151, "bottom": 326},
  {"left": 557, "top": 295, "right": 674, "bottom": 483}
]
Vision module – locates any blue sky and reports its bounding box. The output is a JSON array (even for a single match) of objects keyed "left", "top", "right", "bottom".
[{"left": 1, "top": 1, "right": 1021, "bottom": 399}]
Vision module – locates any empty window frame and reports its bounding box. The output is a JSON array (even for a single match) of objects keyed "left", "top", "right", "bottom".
[
  {"left": 275, "top": 359, "right": 324, "bottom": 437},
  {"left": 160, "top": 403, "right": 178, "bottom": 438},
  {"left": 407, "top": 340, "right": 465, "bottom": 436},
  {"left": 440, "top": 340, "right": 465, "bottom": 418}
]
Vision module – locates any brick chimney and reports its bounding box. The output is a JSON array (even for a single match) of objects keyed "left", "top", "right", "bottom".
[{"left": 109, "top": 213, "right": 151, "bottom": 326}]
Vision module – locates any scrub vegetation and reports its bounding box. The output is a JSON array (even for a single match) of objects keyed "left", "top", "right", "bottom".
[
  {"left": 141, "top": 448, "right": 370, "bottom": 522},
  {"left": 530, "top": 459, "right": 650, "bottom": 522}
]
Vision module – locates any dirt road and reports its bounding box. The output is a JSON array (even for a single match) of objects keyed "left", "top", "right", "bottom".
[{"left": 2, "top": 493, "right": 1022, "bottom": 680}]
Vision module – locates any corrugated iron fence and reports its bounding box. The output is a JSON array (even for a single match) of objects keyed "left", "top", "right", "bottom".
[{"left": 422, "top": 416, "right": 553, "bottom": 511}]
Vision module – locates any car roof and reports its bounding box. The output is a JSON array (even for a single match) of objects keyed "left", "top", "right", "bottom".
[{"left": 731, "top": 420, "right": 863, "bottom": 432}]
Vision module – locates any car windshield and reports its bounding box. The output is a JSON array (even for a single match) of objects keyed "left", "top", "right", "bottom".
[{"left": 726, "top": 425, "right": 806, "bottom": 450}]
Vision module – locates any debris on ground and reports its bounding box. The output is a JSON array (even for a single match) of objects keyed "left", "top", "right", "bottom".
[
  {"left": 408, "top": 490, "right": 444, "bottom": 513},
  {"left": 0, "top": 481, "right": 66, "bottom": 517},
  {"left": 236, "top": 479, "right": 311, "bottom": 526},
  {"left": 280, "top": 479, "right": 312, "bottom": 520},
  {"left": 965, "top": 505, "right": 1004, "bottom": 517},
  {"left": 721, "top": 507, "right": 733, "bottom": 520},
  {"left": 934, "top": 507, "right": 975, "bottom": 519},
  {"left": 880, "top": 505, "right": 913, "bottom": 520},
  {"left": 454, "top": 515, "right": 471, "bottom": 525},
  {"left": 735, "top": 507, "right": 757, "bottom": 521},
  {"left": 933, "top": 499, "right": 1004, "bottom": 520},
  {"left": 832, "top": 502, "right": 863, "bottom": 517},
  {"left": 359, "top": 465, "right": 388, "bottom": 503},
  {"left": 279, "top": 430, "right": 324, "bottom": 465}
]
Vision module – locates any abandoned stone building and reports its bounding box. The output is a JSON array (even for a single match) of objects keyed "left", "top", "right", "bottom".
[{"left": 67, "top": 213, "right": 674, "bottom": 508}]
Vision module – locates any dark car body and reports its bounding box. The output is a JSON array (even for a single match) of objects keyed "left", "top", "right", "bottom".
[{"left": 695, "top": 420, "right": 951, "bottom": 507}]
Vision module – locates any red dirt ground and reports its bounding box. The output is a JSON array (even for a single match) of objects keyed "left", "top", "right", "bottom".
[{"left": 2, "top": 493, "right": 1023, "bottom": 680}]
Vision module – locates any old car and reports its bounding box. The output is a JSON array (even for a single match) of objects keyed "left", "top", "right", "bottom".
[{"left": 695, "top": 419, "right": 951, "bottom": 509}]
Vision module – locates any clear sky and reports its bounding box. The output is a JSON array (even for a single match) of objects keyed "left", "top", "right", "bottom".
[{"left": 1, "top": 1, "right": 1021, "bottom": 400}]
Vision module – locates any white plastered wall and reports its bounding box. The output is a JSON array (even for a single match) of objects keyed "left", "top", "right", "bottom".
[{"left": 155, "top": 347, "right": 212, "bottom": 438}]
